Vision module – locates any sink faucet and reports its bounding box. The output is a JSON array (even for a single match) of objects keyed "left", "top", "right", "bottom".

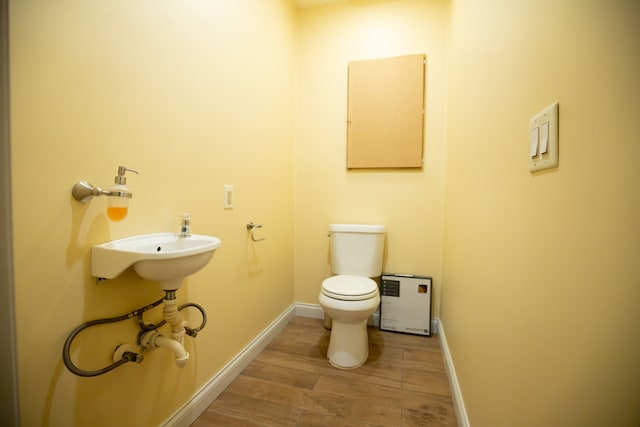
[{"left": 179, "top": 214, "right": 191, "bottom": 237}]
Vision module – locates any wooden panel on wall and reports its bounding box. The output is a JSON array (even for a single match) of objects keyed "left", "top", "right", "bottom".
[{"left": 347, "top": 54, "right": 425, "bottom": 169}]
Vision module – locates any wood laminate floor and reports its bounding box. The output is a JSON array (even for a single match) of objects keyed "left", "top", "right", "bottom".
[{"left": 192, "top": 316, "right": 458, "bottom": 426}]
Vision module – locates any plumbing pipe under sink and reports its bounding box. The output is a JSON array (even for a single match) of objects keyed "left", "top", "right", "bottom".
[
  {"left": 139, "top": 295, "right": 191, "bottom": 368},
  {"left": 140, "top": 329, "right": 190, "bottom": 368},
  {"left": 154, "top": 335, "right": 189, "bottom": 368},
  {"left": 163, "top": 297, "right": 188, "bottom": 344},
  {"left": 63, "top": 293, "right": 208, "bottom": 377}
]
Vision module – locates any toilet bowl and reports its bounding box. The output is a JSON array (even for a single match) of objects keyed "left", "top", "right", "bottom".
[
  {"left": 318, "top": 223, "right": 385, "bottom": 369},
  {"left": 319, "top": 275, "right": 380, "bottom": 369}
]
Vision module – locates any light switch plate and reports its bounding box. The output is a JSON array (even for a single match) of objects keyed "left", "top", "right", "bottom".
[
  {"left": 529, "top": 102, "right": 559, "bottom": 172},
  {"left": 224, "top": 185, "right": 234, "bottom": 209}
]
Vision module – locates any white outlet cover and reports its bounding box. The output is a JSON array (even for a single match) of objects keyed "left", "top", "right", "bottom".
[{"left": 529, "top": 102, "right": 559, "bottom": 173}]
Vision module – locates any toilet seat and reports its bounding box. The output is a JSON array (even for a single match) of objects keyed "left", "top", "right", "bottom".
[{"left": 321, "top": 275, "right": 378, "bottom": 301}]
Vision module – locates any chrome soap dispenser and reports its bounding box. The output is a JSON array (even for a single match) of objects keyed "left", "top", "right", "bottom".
[{"left": 106, "top": 166, "right": 139, "bottom": 221}]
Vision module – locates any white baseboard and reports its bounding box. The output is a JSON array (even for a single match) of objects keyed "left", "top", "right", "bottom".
[
  {"left": 162, "top": 303, "right": 297, "bottom": 427},
  {"left": 437, "top": 319, "right": 470, "bottom": 427},
  {"left": 293, "top": 302, "right": 325, "bottom": 319},
  {"left": 293, "top": 302, "right": 439, "bottom": 333}
]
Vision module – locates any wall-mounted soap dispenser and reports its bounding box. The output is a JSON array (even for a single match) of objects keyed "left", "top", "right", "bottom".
[
  {"left": 106, "top": 166, "right": 138, "bottom": 221},
  {"left": 72, "top": 166, "right": 139, "bottom": 221}
]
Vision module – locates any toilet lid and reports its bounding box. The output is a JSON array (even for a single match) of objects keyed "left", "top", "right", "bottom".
[{"left": 321, "top": 275, "right": 378, "bottom": 301}]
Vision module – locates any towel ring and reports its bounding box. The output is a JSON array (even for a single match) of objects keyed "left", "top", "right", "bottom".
[{"left": 247, "top": 222, "right": 266, "bottom": 242}]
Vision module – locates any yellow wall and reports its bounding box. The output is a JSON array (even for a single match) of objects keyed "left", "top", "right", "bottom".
[
  {"left": 12, "top": 0, "right": 639, "bottom": 426},
  {"left": 442, "top": 0, "right": 640, "bottom": 426},
  {"left": 294, "top": 0, "right": 449, "bottom": 314},
  {"left": 10, "top": 1, "right": 295, "bottom": 425}
]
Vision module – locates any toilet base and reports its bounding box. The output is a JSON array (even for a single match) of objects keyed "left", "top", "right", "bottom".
[
  {"left": 323, "top": 313, "right": 332, "bottom": 330},
  {"left": 319, "top": 288, "right": 379, "bottom": 370},
  {"left": 326, "top": 318, "right": 369, "bottom": 369}
]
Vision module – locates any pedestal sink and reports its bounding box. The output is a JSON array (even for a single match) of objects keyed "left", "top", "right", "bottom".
[{"left": 92, "top": 233, "right": 222, "bottom": 290}]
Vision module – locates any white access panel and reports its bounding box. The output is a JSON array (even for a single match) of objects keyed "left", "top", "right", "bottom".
[
  {"left": 380, "top": 274, "right": 432, "bottom": 336},
  {"left": 529, "top": 102, "right": 559, "bottom": 172}
]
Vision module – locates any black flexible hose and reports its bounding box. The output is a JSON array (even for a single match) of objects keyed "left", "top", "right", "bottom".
[
  {"left": 62, "top": 297, "right": 164, "bottom": 377},
  {"left": 179, "top": 302, "right": 207, "bottom": 336},
  {"left": 63, "top": 315, "right": 131, "bottom": 377},
  {"left": 137, "top": 298, "right": 166, "bottom": 331}
]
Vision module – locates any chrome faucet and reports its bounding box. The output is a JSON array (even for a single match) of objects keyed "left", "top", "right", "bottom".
[{"left": 179, "top": 214, "right": 191, "bottom": 237}]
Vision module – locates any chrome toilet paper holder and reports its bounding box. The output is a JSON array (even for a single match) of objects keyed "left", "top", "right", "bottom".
[{"left": 246, "top": 222, "right": 266, "bottom": 242}]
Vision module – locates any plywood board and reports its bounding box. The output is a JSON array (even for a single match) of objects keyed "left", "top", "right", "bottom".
[{"left": 347, "top": 54, "right": 425, "bottom": 169}]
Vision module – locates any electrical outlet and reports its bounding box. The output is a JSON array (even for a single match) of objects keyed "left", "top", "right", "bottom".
[{"left": 224, "top": 185, "right": 234, "bottom": 209}]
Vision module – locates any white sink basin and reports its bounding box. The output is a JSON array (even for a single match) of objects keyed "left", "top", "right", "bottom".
[{"left": 92, "top": 233, "right": 222, "bottom": 290}]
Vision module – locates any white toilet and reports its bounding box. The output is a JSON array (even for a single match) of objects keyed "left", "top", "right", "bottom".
[{"left": 318, "top": 224, "right": 386, "bottom": 369}]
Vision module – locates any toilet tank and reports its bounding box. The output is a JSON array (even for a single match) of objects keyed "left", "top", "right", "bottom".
[{"left": 329, "top": 224, "right": 386, "bottom": 277}]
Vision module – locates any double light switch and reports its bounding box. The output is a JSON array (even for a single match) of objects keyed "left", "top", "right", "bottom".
[{"left": 529, "top": 102, "right": 559, "bottom": 172}]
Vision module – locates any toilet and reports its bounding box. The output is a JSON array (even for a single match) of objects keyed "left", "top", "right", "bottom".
[{"left": 318, "top": 224, "right": 386, "bottom": 369}]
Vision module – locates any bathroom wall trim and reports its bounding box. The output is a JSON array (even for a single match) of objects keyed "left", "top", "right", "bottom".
[
  {"left": 438, "top": 319, "right": 471, "bottom": 427},
  {"left": 162, "top": 303, "right": 297, "bottom": 427},
  {"left": 293, "top": 302, "right": 326, "bottom": 319},
  {"left": 294, "top": 302, "right": 440, "bottom": 334}
]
